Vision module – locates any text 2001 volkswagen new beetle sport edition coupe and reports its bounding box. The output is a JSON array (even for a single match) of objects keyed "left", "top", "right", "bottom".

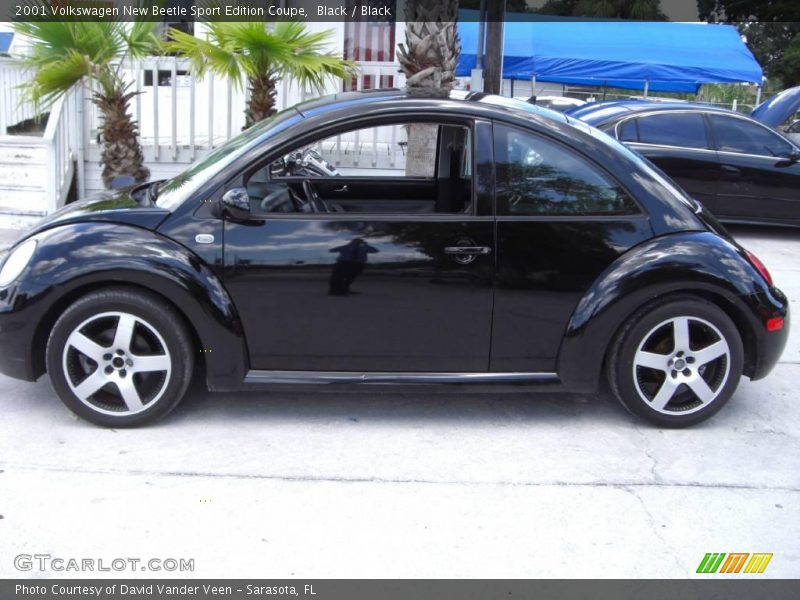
[{"left": 0, "top": 90, "right": 790, "bottom": 428}]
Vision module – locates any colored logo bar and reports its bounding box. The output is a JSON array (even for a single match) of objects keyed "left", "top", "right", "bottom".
[{"left": 697, "top": 553, "right": 773, "bottom": 574}]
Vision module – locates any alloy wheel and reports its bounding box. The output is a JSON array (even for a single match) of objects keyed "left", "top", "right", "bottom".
[
  {"left": 61, "top": 311, "right": 172, "bottom": 416},
  {"left": 632, "top": 316, "right": 731, "bottom": 415}
]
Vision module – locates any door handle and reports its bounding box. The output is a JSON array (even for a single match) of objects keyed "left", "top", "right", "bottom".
[
  {"left": 333, "top": 185, "right": 349, "bottom": 193},
  {"left": 721, "top": 164, "right": 740, "bottom": 174},
  {"left": 444, "top": 246, "right": 492, "bottom": 255}
]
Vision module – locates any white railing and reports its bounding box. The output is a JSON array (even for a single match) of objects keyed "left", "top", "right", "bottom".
[
  {"left": 44, "top": 85, "right": 79, "bottom": 212},
  {"left": 0, "top": 57, "right": 38, "bottom": 135},
  {"left": 82, "top": 58, "right": 405, "bottom": 165}
]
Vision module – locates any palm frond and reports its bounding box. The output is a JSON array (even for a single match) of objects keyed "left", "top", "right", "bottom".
[
  {"left": 124, "top": 20, "right": 162, "bottom": 58},
  {"left": 21, "top": 49, "right": 92, "bottom": 110},
  {"left": 166, "top": 27, "right": 245, "bottom": 87}
]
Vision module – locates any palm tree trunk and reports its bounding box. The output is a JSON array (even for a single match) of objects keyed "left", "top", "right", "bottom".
[
  {"left": 398, "top": 0, "right": 460, "bottom": 176},
  {"left": 397, "top": 0, "right": 460, "bottom": 91},
  {"left": 245, "top": 72, "right": 278, "bottom": 129},
  {"left": 93, "top": 86, "right": 149, "bottom": 189}
]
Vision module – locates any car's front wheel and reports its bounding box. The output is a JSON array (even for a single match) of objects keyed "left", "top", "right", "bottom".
[
  {"left": 46, "top": 287, "right": 194, "bottom": 427},
  {"left": 608, "top": 296, "right": 743, "bottom": 427}
]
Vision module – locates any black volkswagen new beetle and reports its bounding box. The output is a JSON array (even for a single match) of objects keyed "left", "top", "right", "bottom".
[{"left": 0, "top": 90, "right": 789, "bottom": 428}]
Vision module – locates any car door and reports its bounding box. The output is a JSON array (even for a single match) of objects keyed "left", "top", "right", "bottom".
[
  {"left": 708, "top": 113, "right": 800, "bottom": 224},
  {"left": 222, "top": 118, "right": 496, "bottom": 373},
  {"left": 617, "top": 112, "right": 720, "bottom": 212},
  {"left": 490, "top": 123, "right": 653, "bottom": 372}
]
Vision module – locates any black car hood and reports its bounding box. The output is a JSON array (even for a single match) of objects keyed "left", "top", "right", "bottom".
[
  {"left": 24, "top": 188, "right": 170, "bottom": 239},
  {"left": 751, "top": 85, "right": 800, "bottom": 127}
]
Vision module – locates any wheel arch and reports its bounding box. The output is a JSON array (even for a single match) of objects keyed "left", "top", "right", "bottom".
[
  {"left": 557, "top": 232, "right": 770, "bottom": 393},
  {"left": 18, "top": 223, "right": 248, "bottom": 391},
  {"left": 32, "top": 281, "right": 206, "bottom": 379}
]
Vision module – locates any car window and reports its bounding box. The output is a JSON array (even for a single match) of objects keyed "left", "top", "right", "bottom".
[
  {"left": 618, "top": 119, "right": 638, "bottom": 142},
  {"left": 245, "top": 122, "right": 474, "bottom": 216},
  {"left": 636, "top": 113, "right": 709, "bottom": 149},
  {"left": 494, "top": 124, "right": 638, "bottom": 216},
  {"left": 269, "top": 123, "right": 445, "bottom": 179},
  {"left": 710, "top": 114, "right": 795, "bottom": 157},
  {"left": 711, "top": 115, "right": 794, "bottom": 157}
]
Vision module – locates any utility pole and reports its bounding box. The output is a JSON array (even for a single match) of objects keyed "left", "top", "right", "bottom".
[
  {"left": 471, "top": 0, "right": 487, "bottom": 91},
  {"left": 483, "top": 0, "right": 506, "bottom": 94}
]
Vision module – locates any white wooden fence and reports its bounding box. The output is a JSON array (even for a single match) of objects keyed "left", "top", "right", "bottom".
[
  {"left": 82, "top": 59, "right": 405, "bottom": 160},
  {"left": 0, "top": 58, "right": 38, "bottom": 135},
  {"left": 79, "top": 58, "right": 406, "bottom": 194},
  {"left": 44, "top": 86, "right": 79, "bottom": 212},
  {"left": 0, "top": 58, "right": 78, "bottom": 220}
]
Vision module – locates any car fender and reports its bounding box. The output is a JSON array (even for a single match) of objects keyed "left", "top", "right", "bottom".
[
  {"left": 7, "top": 222, "right": 246, "bottom": 390},
  {"left": 557, "top": 231, "right": 781, "bottom": 393}
]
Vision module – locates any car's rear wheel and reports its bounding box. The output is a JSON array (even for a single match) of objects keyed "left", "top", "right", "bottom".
[
  {"left": 608, "top": 296, "right": 743, "bottom": 427},
  {"left": 46, "top": 287, "right": 194, "bottom": 427}
]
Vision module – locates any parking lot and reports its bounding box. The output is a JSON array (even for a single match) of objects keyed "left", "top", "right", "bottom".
[{"left": 0, "top": 225, "right": 798, "bottom": 579}]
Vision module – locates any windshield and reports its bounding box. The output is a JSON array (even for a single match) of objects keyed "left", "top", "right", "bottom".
[{"left": 155, "top": 108, "right": 304, "bottom": 210}]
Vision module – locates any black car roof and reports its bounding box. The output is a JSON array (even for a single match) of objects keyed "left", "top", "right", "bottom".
[
  {"left": 292, "top": 87, "right": 571, "bottom": 126},
  {"left": 568, "top": 100, "right": 745, "bottom": 126}
]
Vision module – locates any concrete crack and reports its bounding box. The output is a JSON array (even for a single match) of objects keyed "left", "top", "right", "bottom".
[
  {"left": 623, "top": 485, "right": 686, "bottom": 575},
  {"left": 3, "top": 462, "right": 799, "bottom": 492}
]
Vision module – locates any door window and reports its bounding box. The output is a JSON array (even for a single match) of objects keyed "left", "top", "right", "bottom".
[
  {"left": 636, "top": 113, "right": 710, "bottom": 149},
  {"left": 710, "top": 114, "right": 795, "bottom": 157},
  {"left": 494, "top": 124, "right": 638, "bottom": 216},
  {"left": 246, "top": 122, "right": 474, "bottom": 215}
]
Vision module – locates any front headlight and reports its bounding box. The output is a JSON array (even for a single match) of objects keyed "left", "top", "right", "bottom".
[{"left": 0, "top": 239, "right": 37, "bottom": 287}]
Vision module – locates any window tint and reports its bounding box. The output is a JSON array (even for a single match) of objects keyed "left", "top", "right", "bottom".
[
  {"left": 710, "top": 114, "right": 795, "bottom": 157},
  {"left": 494, "top": 124, "right": 638, "bottom": 216},
  {"left": 618, "top": 119, "right": 638, "bottom": 142},
  {"left": 637, "top": 113, "right": 709, "bottom": 149}
]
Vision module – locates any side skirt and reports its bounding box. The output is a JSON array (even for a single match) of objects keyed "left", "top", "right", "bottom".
[{"left": 243, "top": 370, "right": 561, "bottom": 391}]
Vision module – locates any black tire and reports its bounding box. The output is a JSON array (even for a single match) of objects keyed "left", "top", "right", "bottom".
[
  {"left": 46, "top": 287, "right": 194, "bottom": 427},
  {"left": 607, "top": 296, "right": 743, "bottom": 428}
]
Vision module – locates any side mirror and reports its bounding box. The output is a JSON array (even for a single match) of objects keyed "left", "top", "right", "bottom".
[
  {"left": 775, "top": 149, "right": 800, "bottom": 168},
  {"left": 221, "top": 187, "right": 251, "bottom": 220}
]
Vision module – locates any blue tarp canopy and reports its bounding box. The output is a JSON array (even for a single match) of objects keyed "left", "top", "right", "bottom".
[{"left": 456, "top": 12, "right": 763, "bottom": 93}]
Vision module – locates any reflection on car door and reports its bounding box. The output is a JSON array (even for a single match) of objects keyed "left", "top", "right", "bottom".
[
  {"left": 223, "top": 120, "right": 496, "bottom": 373},
  {"left": 709, "top": 114, "right": 800, "bottom": 224}
]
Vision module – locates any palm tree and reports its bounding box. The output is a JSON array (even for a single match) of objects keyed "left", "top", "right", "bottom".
[
  {"left": 398, "top": 1, "right": 460, "bottom": 176},
  {"left": 168, "top": 22, "right": 356, "bottom": 129},
  {"left": 14, "top": 19, "right": 160, "bottom": 188},
  {"left": 397, "top": 0, "right": 461, "bottom": 92}
]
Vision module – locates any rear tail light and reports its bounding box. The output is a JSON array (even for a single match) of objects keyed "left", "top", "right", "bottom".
[
  {"left": 746, "top": 250, "right": 773, "bottom": 287},
  {"left": 766, "top": 317, "right": 784, "bottom": 332}
]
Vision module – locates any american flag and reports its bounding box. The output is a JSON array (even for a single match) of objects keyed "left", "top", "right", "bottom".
[{"left": 343, "top": 0, "right": 397, "bottom": 91}]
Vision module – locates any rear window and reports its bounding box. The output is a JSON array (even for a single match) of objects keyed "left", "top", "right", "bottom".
[
  {"left": 636, "top": 113, "right": 710, "bottom": 149},
  {"left": 494, "top": 124, "right": 638, "bottom": 216}
]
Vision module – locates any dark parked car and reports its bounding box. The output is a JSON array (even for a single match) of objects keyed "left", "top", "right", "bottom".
[
  {"left": 0, "top": 90, "right": 789, "bottom": 428},
  {"left": 567, "top": 100, "right": 800, "bottom": 226}
]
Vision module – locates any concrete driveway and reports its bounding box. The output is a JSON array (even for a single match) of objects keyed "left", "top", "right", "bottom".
[{"left": 0, "top": 225, "right": 798, "bottom": 579}]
